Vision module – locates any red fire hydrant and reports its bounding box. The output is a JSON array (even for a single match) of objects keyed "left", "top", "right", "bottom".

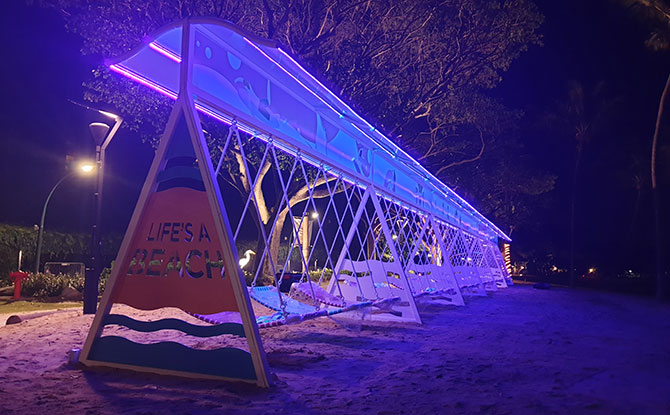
[{"left": 9, "top": 271, "right": 29, "bottom": 300}]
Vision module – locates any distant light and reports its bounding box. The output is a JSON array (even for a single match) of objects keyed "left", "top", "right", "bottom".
[
  {"left": 79, "top": 162, "right": 95, "bottom": 174},
  {"left": 311, "top": 211, "right": 319, "bottom": 219},
  {"left": 149, "top": 41, "right": 182, "bottom": 63},
  {"left": 503, "top": 243, "right": 512, "bottom": 274},
  {"left": 391, "top": 234, "right": 397, "bottom": 240},
  {"left": 551, "top": 265, "right": 558, "bottom": 272},
  {"left": 588, "top": 267, "right": 596, "bottom": 274}
]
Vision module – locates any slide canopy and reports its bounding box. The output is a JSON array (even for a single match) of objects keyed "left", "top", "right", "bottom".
[{"left": 109, "top": 18, "right": 511, "bottom": 243}]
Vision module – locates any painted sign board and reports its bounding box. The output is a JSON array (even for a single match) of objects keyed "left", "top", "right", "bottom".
[{"left": 79, "top": 97, "right": 270, "bottom": 386}]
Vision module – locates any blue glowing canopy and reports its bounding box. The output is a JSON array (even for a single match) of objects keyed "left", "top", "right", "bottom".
[{"left": 109, "top": 18, "right": 510, "bottom": 242}]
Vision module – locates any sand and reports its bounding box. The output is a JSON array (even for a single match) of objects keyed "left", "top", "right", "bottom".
[{"left": 1, "top": 284, "right": 669, "bottom": 414}]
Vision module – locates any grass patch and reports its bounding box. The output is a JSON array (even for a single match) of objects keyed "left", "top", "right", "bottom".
[{"left": 0, "top": 300, "right": 81, "bottom": 315}]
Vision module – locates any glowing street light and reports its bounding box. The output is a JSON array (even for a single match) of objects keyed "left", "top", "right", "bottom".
[
  {"left": 35, "top": 161, "right": 96, "bottom": 273},
  {"left": 84, "top": 112, "right": 123, "bottom": 315},
  {"left": 80, "top": 163, "right": 95, "bottom": 173}
]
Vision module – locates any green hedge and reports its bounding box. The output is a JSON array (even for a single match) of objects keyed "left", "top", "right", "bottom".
[
  {"left": 99, "top": 263, "right": 112, "bottom": 293},
  {"left": 12, "top": 267, "right": 113, "bottom": 299},
  {"left": 0, "top": 223, "right": 122, "bottom": 287},
  {"left": 20, "top": 272, "right": 84, "bottom": 298},
  {"left": 308, "top": 268, "right": 333, "bottom": 283}
]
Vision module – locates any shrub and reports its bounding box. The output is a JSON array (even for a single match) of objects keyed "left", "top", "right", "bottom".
[
  {"left": 21, "top": 272, "right": 84, "bottom": 298},
  {"left": 99, "top": 263, "right": 112, "bottom": 293},
  {"left": 243, "top": 270, "right": 275, "bottom": 286},
  {"left": 308, "top": 268, "right": 332, "bottom": 283}
]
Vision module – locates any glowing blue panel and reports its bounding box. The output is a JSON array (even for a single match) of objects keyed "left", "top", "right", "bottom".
[{"left": 108, "top": 18, "right": 510, "bottom": 241}]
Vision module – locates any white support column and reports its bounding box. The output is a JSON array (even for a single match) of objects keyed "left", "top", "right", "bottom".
[
  {"left": 328, "top": 185, "right": 372, "bottom": 295},
  {"left": 468, "top": 233, "right": 496, "bottom": 292},
  {"left": 460, "top": 229, "right": 489, "bottom": 294},
  {"left": 428, "top": 216, "right": 465, "bottom": 306},
  {"left": 369, "top": 189, "right": 422, "bottom": 324},
  {"left": 402, "top": 211, "right": 430, "bottom": 293},
  {"left": 482, "top": 242, "right": 507, "bottom": 288}
]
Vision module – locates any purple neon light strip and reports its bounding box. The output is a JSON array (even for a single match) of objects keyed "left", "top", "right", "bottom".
[
  {"left": 111, "top": 63, "right": 241, "bottom": 130},
  {"left": 109, "top": 64, "right": 178, "bottom": 99},
  {"left": 149, "top": 42, "right": 182, "bottom": 63},
  {"left": 110, "top": 63, "right": 334, "bottom": 173}
]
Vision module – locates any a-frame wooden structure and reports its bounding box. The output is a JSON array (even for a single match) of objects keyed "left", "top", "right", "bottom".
[{"left": 79, "top": 23, "right": 270, "bottom": 387}]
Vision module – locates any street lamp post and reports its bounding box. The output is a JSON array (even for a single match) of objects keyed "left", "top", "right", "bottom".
[
  {"left": 309, "top": 211, "right": 319, "bottom": 271},
  {"left": 84, "top": 113, "right": 123, "bottom": 315},
  {"left": 35, "top": 162, "right": 95, "bottom": 273}
]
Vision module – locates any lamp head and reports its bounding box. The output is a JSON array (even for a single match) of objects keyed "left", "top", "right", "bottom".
[
  {"left": 89, "top": 122, "right": 110, "bottom": 146},
  {"left": 78, "top": 161, "right": 95, "bottom": 174}
]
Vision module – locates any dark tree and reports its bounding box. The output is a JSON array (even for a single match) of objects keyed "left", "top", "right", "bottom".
[{"left": 617, "top": 0, "right": 670, "bottom": 299}]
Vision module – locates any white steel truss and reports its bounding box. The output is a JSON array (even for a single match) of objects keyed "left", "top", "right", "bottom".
[
  {"left": 105, "top": 19, "right": 514, "bottom": 326},
  {"left": 208, "top": 117, "right": 510, "bottom": 323}
]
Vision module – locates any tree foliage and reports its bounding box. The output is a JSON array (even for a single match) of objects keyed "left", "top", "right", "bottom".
[{"left": 617, "top": 0, "right": 670, "bottom": 49}]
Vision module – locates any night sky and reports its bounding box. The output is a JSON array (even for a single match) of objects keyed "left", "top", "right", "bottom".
[
  {"left": 494, "top": 0, "right": 670, "bottom": 274},
  {"left": 1, "top": 0, "right": 668, "bottom": 276},
  {"left": 1, "top": 1, "right": 155, "bottom": 235}
]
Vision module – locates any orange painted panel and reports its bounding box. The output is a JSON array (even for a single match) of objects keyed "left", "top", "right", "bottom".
[{"left": 113, "top": 187, "right": 238, "bottom": 314}]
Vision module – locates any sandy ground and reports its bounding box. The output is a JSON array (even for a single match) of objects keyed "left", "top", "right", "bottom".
[{"left": 1, "top": 284, "right": 669, "bottom": 414}]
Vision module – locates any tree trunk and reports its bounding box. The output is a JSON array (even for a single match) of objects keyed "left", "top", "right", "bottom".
[
  {"left": 651, "top": 73, "right": 670, "bottom": 300},
  {"left": 260, "top": 179, "right": 345, "bottom": 279},
  {"left": 367, "top": 230, "right": 375, "bottom": 260},
  {"left": 263, "top": 206, "right": 289, "bottom": 278}
]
